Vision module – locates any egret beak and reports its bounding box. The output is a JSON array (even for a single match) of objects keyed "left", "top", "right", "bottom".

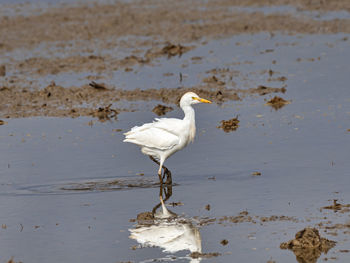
[{"left": 193, "top": 97, "right": 212, "bottom": 103}]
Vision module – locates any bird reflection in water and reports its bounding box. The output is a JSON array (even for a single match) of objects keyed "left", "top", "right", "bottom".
[{"left": 129, "top": 182, "right": 202, "bottom": 262}]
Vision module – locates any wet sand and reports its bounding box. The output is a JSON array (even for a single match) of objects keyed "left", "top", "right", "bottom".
[{"left": 1, "top": 0, "right": 350, "bottom": 263}]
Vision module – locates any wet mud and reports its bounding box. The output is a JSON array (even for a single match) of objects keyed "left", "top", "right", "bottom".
[
  {"left": 1, "top": 0, "right": 350, "bottom": 55},
  {"left": 0, "top": 0, "right": 348, "bottom": 120},
  {"left": 0, "top": 83, "right": 286, "bottom": 119}
]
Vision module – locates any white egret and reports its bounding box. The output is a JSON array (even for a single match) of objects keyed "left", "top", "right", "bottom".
[{"left": 123, "top": 92, "right": 212, "bottom": 183}]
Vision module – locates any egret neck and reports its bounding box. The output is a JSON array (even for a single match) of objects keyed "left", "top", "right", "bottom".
[{"left": 181, "top": 104, "right": 196, "bottom": 144}]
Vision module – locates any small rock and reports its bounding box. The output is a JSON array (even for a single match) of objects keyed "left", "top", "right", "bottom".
[{"left": 220, "top": 239, "right": 229, "bottom": 246}]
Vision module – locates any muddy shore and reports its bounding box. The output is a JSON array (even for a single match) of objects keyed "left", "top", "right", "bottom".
[{"left": 1, "top": 0, "right": 350, "bottom": 119}]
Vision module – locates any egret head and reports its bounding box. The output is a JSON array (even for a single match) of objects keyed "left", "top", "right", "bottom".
[{"left": 180, "top": 92, "right": 212, "bottom": 107}]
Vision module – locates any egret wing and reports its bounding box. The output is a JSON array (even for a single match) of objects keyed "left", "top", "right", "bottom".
[
  {"left": 150, "top": 118, "right": 185, "bottom": 136},
  {"left": 124, "top": 125, "right": 179, "bottom": 150},
  {"left": 125, "top": 118, "right": 184, "bottom": 136}
]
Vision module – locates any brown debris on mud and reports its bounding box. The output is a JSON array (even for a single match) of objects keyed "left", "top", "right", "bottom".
[
  {"left": 217, "top": 116, "right": 240, "bottom": 132},
  {"left": 202, "top": 75, "right": 226, "bottom": 86},
  {"left": 1, "top": 0, "right": 350, "bottom": 56},
  {"left": 0, "top": 82, "right": 122, "bottom": 119},
  {"left": 254, "top": 85, "right": 286, "bottom": 96},
  {"left": 318, "top": 221, "right": 350, "bottom": 232},
  {"left": 280, "top": 227, "right": 336, "bottom": 263},
  {"left": 265, "top": 96, "right": 291, "bottom": 110},
  {"left": 321, "top": 199, "right": 350, "bottom": 213},
  {"left": 136, "top": 212, "right": 154, "bottom": 225},
  {"left": 91, "top": 104, "right": 118, "bottom": 121},
  {"left": 0, "top": 82, "right": 285, "bottom": 119},
  {"left": 5, "top": 42, "right": 193, "bottom": 79},
  {"left": 190, "top": 252, "right": 221, "bottom": 259},
  {"left": 1, "top": 0, "right": 350, "bottom": 88},
  {"left": 197, "top": 211, "right": 299, "bottom": 226},
  {"left": 160, "top": 43, "right": 192, "bottom": 58},
  {"left": 0, "top": 65, "right": 5, "bottom": 77},
  {"left": 210, "top": 0, "right": 350, "bottom": 12},
  {"left": 89, "top": 81, "right": 109, "bottom": 91},
  {"left": 152, "top": 104, "right": 174, "bottom": 116}
]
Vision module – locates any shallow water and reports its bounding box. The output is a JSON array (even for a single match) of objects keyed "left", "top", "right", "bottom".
[{"left": 1, "top": 6, "right": 350, "bottom": 263}]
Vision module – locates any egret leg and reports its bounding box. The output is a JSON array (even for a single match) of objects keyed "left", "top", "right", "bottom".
[
  {"left": 159, "top": 158, "right": 165, "bottom": 182},
  {"left": 149, "top": 156, "right": 163, "bottom": 183},
  {"left": 149, "top": 156, "right": 172, "bottom": 185}
]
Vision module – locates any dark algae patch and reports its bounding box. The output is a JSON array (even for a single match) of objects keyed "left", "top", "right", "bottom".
[{"left": 280, "top": 227, "right": 336, "bottom": 263}]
